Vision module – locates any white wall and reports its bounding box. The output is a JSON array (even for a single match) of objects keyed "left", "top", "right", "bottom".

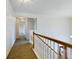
[
  {"left": 6, "top": 0, "right": 16, "bottom": 57},
  {"left": 36, "top": 16, "right": 72, "bottom": 43}
]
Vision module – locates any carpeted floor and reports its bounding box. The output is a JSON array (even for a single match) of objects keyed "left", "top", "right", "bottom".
[{"left": 7, "top": 40, "right": 37, "bottom": 59}]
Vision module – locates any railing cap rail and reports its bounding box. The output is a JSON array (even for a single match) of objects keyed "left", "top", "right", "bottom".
[{"left": 33, "top": 32, "right": 72, "bottom": 48}]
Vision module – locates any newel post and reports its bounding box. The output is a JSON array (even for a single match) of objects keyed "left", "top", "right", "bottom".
[
  {"left": 64, "top": 46, "right": 67, "bottom": 59},
  {"left": 33, "top": 32, "right": 34, "bottom": 48}
]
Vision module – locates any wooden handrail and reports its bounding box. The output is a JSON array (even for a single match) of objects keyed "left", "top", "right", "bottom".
[{"left": 33, "top": 32, "right": 72, "bottom": 48}]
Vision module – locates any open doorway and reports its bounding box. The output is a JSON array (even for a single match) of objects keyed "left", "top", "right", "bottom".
[{"left": 15, "top": 16, "right": 37, "bottom": 46}]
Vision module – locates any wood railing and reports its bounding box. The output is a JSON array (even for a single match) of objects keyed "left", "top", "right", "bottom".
[{"left": 33, "top": 32, "right": 72, "bottom": 59}]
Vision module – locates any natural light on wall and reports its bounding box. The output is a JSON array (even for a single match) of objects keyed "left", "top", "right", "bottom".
[{"left": 18, "top": 0, "right": 32, "bottom": 3}]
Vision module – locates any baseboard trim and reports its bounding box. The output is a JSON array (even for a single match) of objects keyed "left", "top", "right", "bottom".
[{"left": 6, "top": 39, "right": 16, "bottom": 58}]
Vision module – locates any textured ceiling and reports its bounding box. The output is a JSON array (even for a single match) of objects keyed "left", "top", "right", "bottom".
[{"left": 9, "top": 0, "right": 72, "bottom": 14}]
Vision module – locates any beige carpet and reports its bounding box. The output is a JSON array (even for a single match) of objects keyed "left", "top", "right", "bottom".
[{"left": 7, "top": 43, "right": 38, "bottom": 59}]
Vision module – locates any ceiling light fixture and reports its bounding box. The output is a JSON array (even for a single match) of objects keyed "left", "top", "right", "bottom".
[
  {"left": 18, "top": 0, "right": 32, "bottom": 3},
  {"left": 24, "top": 0, "right": 32, "bottom": 3}
]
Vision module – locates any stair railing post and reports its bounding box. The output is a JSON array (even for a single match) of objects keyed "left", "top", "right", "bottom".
[
  {"left": 33, "top": 32, "right": 34, "bottom": 48},
  {"left": 64, "top": 46, "right": 67, "bottom": 59}
]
